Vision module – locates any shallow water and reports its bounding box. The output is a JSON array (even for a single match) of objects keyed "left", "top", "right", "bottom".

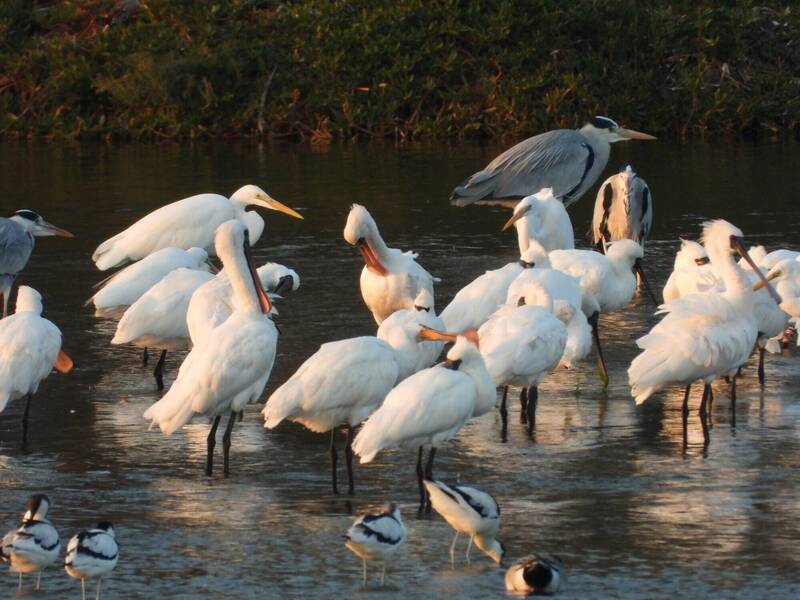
[{"left": 1, "top": 140, "right": 800, "bottom": 598}]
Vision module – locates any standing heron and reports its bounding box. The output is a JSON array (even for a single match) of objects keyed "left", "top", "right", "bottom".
[
  {"left": 450, "top": 117, "right": 655, "bottom": 208},
  {"left": 592, "top": 165, "right": 653, "bottom": 252},
  {"left": 0, "top": 210, "right": 74, "bottom": 317}
]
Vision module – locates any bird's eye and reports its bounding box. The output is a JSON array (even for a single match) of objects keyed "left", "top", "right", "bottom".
[{"left": 357, "top": 237, "right": 366, "bottom": 245}]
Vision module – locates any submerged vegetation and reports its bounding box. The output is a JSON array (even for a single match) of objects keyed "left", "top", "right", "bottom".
[{"left": 1, "top": 1, "right": 799, "bottom": 140}]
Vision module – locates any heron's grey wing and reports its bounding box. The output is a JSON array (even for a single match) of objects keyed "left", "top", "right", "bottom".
[
  {"left": 0, "top": 218, "right": 33, "bottom": 276},
  {"left": 450, "top": 129, "right": 593, "bottom": 206}
]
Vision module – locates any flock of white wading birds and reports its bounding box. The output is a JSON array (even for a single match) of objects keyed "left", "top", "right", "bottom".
[{"left": 1, "top": 116, "right": 798, "bottom": 596}]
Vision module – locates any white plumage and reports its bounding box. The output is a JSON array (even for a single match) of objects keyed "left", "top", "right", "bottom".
[
  {"left": 440, "top": 244, "right": 548, "bottom": 333},
  {"left": 343, "top": 204, "right": 438, "bottom": 324},
  {"left": 662, "top": 239, "right": 717, "bottom": 303},
  {"left": 2, "top": 494, "right": 60, "bottom": 591},
  {"left": 502, "top": 188, "right": 574, "bottom": 253},
  {"left": 144, "top": 220, "right": 278, "bottom": 476},
  {"left": 91, "top": 184, "right": 303, "bottom": 270},
  {"left": 423, "top": 480, "right": 504, "bottom": 564},
  {"left": 377, "top": 288, "right": 445, "bottom": 372},
  {"left": 64, "top": 522, "right": 119, "bottom": 600},
  {"left": 505, "top": 553, "right": 564, "bottom": 595},
  {"left": 88, "top": 247, "right": 211, "bottom": 318},
  {"left": 344, "top": 503, "right": 406, "bottom": 587}
]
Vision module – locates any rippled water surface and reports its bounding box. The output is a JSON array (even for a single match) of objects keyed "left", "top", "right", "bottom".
[{"left": 1, "top": 140, "right": 800, "bottom": 598}]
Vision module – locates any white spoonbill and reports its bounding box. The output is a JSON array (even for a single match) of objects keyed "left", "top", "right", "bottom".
[
  {"left": 739, "top": 246, "right": 798, "bottom": 271},
  {"left": 0, "top": 209, "right": 74, "bottom": 317},
  {"left": 479, "top": 280, "right": 569, "bottom": 428},
  {"left": 505, "top": 553, "right": 564, "bottom": 595},
  {"left": 423, "top": 480, "right": 504, "bottom": 565},
  {"left": 263, "top": 322, "right": 440, "bottom": 494},
  {"left": 0, "top": 286, "right": 72, "bottom": 447},
  {"left": 591, "top": 165, "right": 652, "bottom": 251},
  {"left": 187, "top": 262, "right": 300, "bottom": 344},
  {"left": 440, "top": 244, "right": 547, "bottom": 333},
  {"left": 88, "top": 247, "right": 210, "bottom": 319},
  {"left": 344, "top": 503, "right": 406, "bottom": 587},
  {"left": 662, "top": 239, "right": 717, "bottom": 303},
  {"left": 378, "top": 288, "right": 446, "bottom": 371},
  {"left": 343, "top": 204, "right": 438, "bottom": 324},
  {"left": 628, "top": 220, "right": 780, "bottom": 423},
  {"left": 91, "top": 184, "right": 303, "bottom": 270},
  {"left": 144, "top": 220, "right": 277, "bottom": 476},
  {"left": 1, "top": 494, "right": 60, "bottom": 591},
  {"left": 353, "top": 331, "right": 494, "bottom": 508},
  {"left": 64, "top": 522, "right": 119, "bottom": 600},
  {"left": 500, "top": 188, "right": 574, "bottom": 253},
  {"left": 550, "top": 240, "right": 649, "bottom": 386},
  {"left": 112, "top": 268, "right": 215, "bottom": 389}
]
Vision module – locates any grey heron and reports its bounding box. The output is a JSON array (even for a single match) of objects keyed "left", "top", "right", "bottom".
[
  {"left": 450, "top": 116, "right": 655, "bottom": 208},
  {"left": 0, "top": 210, "right": 74, "bottom": 317}
]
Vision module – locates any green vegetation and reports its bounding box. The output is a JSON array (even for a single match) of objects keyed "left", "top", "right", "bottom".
[{"left": 1, "top": 1, "right": 798, "bottom": 140}]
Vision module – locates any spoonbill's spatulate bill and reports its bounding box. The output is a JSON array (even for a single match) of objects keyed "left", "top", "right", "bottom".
[{"left": 451, "top": 116, "right": 655, "bottom": 208}]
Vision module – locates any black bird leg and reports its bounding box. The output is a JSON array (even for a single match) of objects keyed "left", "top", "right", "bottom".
[
  {"left": 589, "top": 311, "right": 609, "bottom": 388},
  {"left": 153, "top": 350, "right": 167, "bottom": 391},
  {"left": 699, "top": 384, "right": 711, "bottom": 445},
  {"left": 526, "top": 386, "right": 539, "bottom": 433},
  {"left": 758, "top": 347, "right": 765, "bottom": 385},
  {"left": 416, "top": 446, "right": 425, "bottom": 509},
  {"left": 345, "top": 424, "right": 355, "bottom": 495},
  {"left": 681, "top": 384, "right": 691, "bottom": 449},
  {"left": 730, "top": 375, "right": 737, "bottom": 427},
  {"left": 21, "top": 393, "right": 32, "bottom": 450},
  {"left": 222, "top": 411, "right": 236, "bottom": 477},
  {"left": 206, "top": 415, "right": 221, "bottom": 476},
  {"left": 519, "top": 388, "right": 528, "bottom": 423},
  {"left": 330, "top": 428, "right": 339, "bottom": 494},
  {"left": 142, "top": 347, "right": 149, "bottom": 366}
]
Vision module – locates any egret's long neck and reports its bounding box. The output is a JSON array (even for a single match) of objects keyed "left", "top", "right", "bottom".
[
  {"left": 223, "top": 245, "right": 261, "bottom": 315},
  {"left": 714, "top": 250, "right": 752, "bottom": 302},
  {"left": 514, "top": 218, "right": 531, "bottom": 253}
]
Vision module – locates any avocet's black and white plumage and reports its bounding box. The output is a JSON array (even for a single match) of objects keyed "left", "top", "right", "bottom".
[
  {"left": 423, "top": 480, "right": 504, "bottom": 565},
  {"left": 1, "top": 494, "right": 61, "bottom": 591},
  {"left": 505, "top": 553, "right": 564, "bottom": 595},
  {"left": 344, "top": 503, "right": 406, "bottom": 586},
  {"left": 592, "top": 165, "right": 653, "bottom": 252},
  {"left": 450, "top": 117, "right": 655, "bottom": 208},
  {"left": 64, "top": 522, "right": 119, "bottom": 600},
  {"left": 0, "top": 209, "right": 74, "bottom": 317}
]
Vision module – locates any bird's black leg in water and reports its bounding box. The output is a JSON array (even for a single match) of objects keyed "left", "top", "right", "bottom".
[
  {"left": 345, "top": 424, "right": 355, "bottom": 495},
  {"left": 330, "top": 428, "right": 339, "bottom": 494},
  {"left": 526, "top": 386, "right": 538, "bottom": 433},
  {"left": 424, "top": 447, "right": 437, "bottom": 511},
  {"left": 758, "top": 347, "right": 765, "bottom": 385},
  {"left": 238, "top": 411, "right": 244, "bottom": 422},
  {"left": 699, "top": 384, "right": 711, "bottom": 445},
  {"left": 153, "top": 350, "right": 167, "bottom": 391},
  {"left": 416, "top": 446, "right": 425, "bottom": 509},
  {"left": 21, "top": 393, "right": 32, "bottom": 450},
  {"left": 589, "top": 311, "right": 609, "bottom": 388},
  {"left": 681, "top": 384, "right": 691, "bottom": 448},
  {"left": 222, "top": 411, "right": 236, "bottom": 477},
  {"left": 142, "top": 347, "right": 149, "bottom": 366},
  {"left": 499, "top": 386, "right": 508, "bottom": 422},
  {"left": 519, "top": 388, "right": 528, "bottom": 424},
  {"left": 730, "top": 375, "right": 737, "bottom": 427},
  {"left": 206, "top": 415, "right": 221, "bottom": 476}
]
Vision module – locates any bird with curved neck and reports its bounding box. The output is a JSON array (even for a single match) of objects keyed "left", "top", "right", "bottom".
[
  {"left": 343, "top": 204, "right": 438, "bottom": 324},
  {"left": 92, "top": 184, "right": 303, "bottom": 270},
  {"left": 2, "top": 494, "right": 61, "bottom": 592},
  {"left": 502, "top": 188, "right": 574, "bottom": 254},
  {"left": 629, "top": 220, "right": 781, "bottom": 435},
  {"left": 144, "top": 220, "right": 277, "bottom": 477}
]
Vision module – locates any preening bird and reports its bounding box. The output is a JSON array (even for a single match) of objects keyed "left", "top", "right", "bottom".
[
  {"left": 353, "top": 331, "right": 494, "bottom": 508},
  {"left": 186, "top": 262, "right": 299, "bottom": 345},
  {"left": 343, "top": 204, "right": 438, "bottom": 324},
  {"left": 592, "top": 165, "right": 653, "bottom": 252},
  {"left": 628, "top": 220, "right": 781, "bottom": 422},
  {"left": 144, "top": 220, "right": 278, "bottom": 476},
  {"left": 263, "top": 321, "right": 441, "bottom": 494},
  {"left": 344, "top": 503, "right": 406, "bottom": 587},
  {"left": 0, "top": 286, "right": 72, "bottom": 447},
  {"left": 91, "top": 184, "right": 303, "bottom": 270},
  {"left": 505, "top": 553, "right": 564, "bottom": 595},
  {"left": 662, "top": 239, "right": 717, "bottom": 303},
  {"left": 450, "top": 116, "right": 655, "bottom": 208},
  {"left": 0, "top": 209, "right": 74, "bottom": 317},
  {"left": 1, "top": 494, "right": 60, "bottom": 591},
  {"left": 423, "top": 480, "right": 504, "bottom": 565},
  {"left": 501, "top": 188, "right": 575, "bottom": 253},
  {"left": 440, "top": 244, "right": 548, "bottom": 333},
  {"left": 64, "top": 522, "right": 119, "bottom": 600},
  {"left": 88, "top": 247, "right": 211, "bottom": 319},
  {"left": 378, "top": 288, "right": 446, "bottom": 372}
]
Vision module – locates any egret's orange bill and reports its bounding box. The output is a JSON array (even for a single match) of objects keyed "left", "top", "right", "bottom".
[
  {"left": 418, "top": 327, "right": 458, "bottom": 343},
  {"left": 502, "top": 211, "right": 525, "bottom": 232},
  {"left": 255, "top": 194, "right": 304, "bottom": 220},
  {"left": 55, "top": 350, "right": 73, "bottom": 373}
]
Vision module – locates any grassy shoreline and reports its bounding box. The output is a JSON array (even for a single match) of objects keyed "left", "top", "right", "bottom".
[{"left": 1, "top": 1, "right": 798, "bottom": 141}]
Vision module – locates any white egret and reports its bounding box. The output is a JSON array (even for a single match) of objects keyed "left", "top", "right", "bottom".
[
  {"left": 64, "top": 522, "right": 119, "bottom": 600},
  {"left": 0, "top": 209, "right": 74, "bottom": 317},
  {"left": 353, "top": 331, "right": 494, "bottom": 508},
  {"left": 91, "top": 184, "right": 303, "bottom": 270},
  {"left": 1, "top": 494, "right": 60, "bottom": 591},
  {"left": 343, "top": 204, "right": 438, "bottom": 324},
  {"left": 0, "top": 286, "right": 72, "bottom": 447},
  {"left": 423, "top": 480, "right": 504, "bottom": 565},
  {"left": 344, "top": 503, "right": 406, "bottom": 587},
  {"left": 505, "top": 553, "right": 564, "bottom": 595},
  {"left": 501, "top": 188, "right": 574, "bottom": 253},
  {"left": 144, "top": 220, "right": 277, "bottom": 476}
]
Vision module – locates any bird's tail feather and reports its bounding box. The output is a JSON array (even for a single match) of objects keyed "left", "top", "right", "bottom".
[
  {"left": 143, "top": 388, "right": 195, "bottom": 435},
  {"left": 93, "top": 234, "right": 129, "bottom": 271}
]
